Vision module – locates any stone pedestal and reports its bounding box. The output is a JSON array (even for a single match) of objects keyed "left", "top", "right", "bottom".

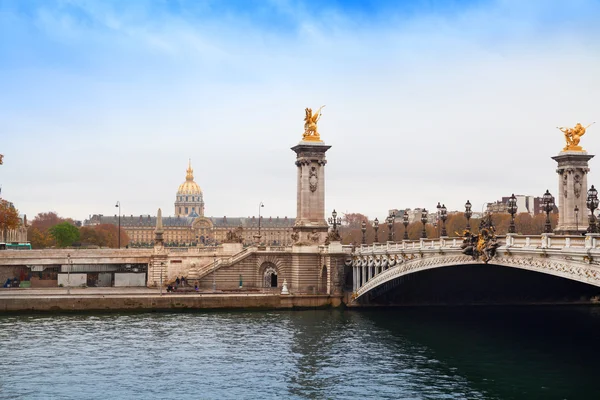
[
  {"left": 552, "top": 151, "right": 594, "bottom": 235},
  {"left": 291, "top": 140, "right": 331, "bottom": 244}
]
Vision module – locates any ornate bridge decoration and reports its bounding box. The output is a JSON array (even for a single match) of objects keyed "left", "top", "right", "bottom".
[{"left": 346, "top": 234, "right": 600, "bottom": 301}]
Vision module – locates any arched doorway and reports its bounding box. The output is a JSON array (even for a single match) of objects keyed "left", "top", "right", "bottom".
[
  {"left": 320, "top": 266, "right": 328, "bottom": 294},
  {"left": 263, "top": 264, "right": 278, "bottom": 288}
]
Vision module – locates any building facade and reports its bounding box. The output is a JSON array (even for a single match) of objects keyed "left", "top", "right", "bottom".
[{"left": 85, "top": 162, "right": 295, "bottom": 246}]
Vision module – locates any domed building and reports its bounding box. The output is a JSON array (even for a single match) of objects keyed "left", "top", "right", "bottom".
[
  {"left": 175, "top": 160, "right": 204, "bottom": 217},
  {"left": 85, "top": 161, "right": 295, "bottom": 247}
]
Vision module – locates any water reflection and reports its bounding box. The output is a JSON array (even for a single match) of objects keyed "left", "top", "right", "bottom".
[{"left": 0, "top": 307, "right": 599, "bottom": 399}]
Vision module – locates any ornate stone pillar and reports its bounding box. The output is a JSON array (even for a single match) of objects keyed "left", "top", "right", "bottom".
[
  {"left": 552, "top": 152, "right": 594, "bottom": 234},
  {"left": 291, "top": 141, "right": 331, "bottom": 244}
]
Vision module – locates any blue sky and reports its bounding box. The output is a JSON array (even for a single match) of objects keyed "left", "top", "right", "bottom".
[{"left": 2, "top": 0, "right": 600, "bottom": 221}]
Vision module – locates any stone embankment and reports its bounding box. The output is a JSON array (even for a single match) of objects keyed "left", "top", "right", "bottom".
[{"left": 0, "top": 288, "right": 343, "bottom": 312}]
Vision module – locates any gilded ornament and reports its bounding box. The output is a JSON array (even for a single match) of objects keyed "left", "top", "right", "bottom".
[
  {"left": 557, "top": 122, "right": 595, "bottom": 152},
  {"left": 303, "top": 105, "right": 325, "bottom": 142}
]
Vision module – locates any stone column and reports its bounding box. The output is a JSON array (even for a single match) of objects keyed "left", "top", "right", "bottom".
[
  {"left": 362, "top": 265, "right": 366, "bottom": 286},
  {"left": 291, "top": 141, "right": 331, "bottom": 244},
  {"left": 552, "top": 152, "right": 594, "bottom": 234},
  {"left": 353, "top": 266, "right": 357, "bottom": 292}
]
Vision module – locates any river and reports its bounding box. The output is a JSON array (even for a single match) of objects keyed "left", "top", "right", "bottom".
[{"left": 1, "top": 306, "right": 599, "bottom": 399}]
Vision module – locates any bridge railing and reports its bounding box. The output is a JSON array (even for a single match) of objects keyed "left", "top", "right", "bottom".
[{"left": 354, "top": 234, "right": 600, "bottom": 255}]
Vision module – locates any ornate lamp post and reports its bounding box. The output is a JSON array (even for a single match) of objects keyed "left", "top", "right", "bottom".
[
  {"left": 575, "top": 205, "right": 579, "bottom": 232},
  {"left": 542, "top": 189, "right": 555, "bottom": 234},
  {"left": 507, "top": 194, "right": 518, "bottom": 234},
  {"left": 115, "top": 201, "right": 121, "bottom": 249},
  {"left": 328, "top": 209, "right": 342, "bottom": 239},
  {"left": 373, "top": 218, "right": 379, "bottom": 243},
  {"left": 421, "top": 209, "right": 428, "bottom": 239},
  {"left": 387, "top": 211, "right": 395, "bottom": 242},
  {"left": 361, "top": 220, "right": 367, "bottom": 244},
  {"left": 464, "top": 200, "right": 472, "bottom": 232},
  {"left": 403, "top": 210, "right": 409, "bottom": 240},
  {"left": 440, "top": 204, "right": 448, "bottom": 237},
  {"left": 436, "top": 202, "right": 442, "bottom": 237},
  {"left": 586, "top": 185, "right": 599, "bottom": 234}
]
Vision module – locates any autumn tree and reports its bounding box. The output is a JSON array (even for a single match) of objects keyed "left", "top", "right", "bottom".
[
  {"left": 342, "top": 213, "right": 369, "bottom": 229},
  {"left": 0, "top": 199, "right": 20, "bottom": 232},
  {"left": 80, "top": 224, "right": 129, "bottom": 248},
  {"left": 49, "top": 222, "right": 80, "bottom": 248}
]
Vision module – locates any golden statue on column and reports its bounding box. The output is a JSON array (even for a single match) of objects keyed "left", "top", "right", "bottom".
[
  {"left": 303, "top": 105, "right": 325, "bottom": 142},
  {"left": 557, "top": 122, "right": 595, "bottom": 152}
]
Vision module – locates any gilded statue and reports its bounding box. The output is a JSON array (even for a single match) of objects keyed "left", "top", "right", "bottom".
[
  {"left": 303, "top": 105, "right": 325, "bottom": 142},
  {"left": 557, "top": 122, "right": 595, "bottom": 152},
  {"left": 0, "top": 154, "right": 3, "bottom": 165}
]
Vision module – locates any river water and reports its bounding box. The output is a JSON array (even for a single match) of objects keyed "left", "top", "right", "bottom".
[{"left": 1, "top": 307, "right": 599, "bottom": 400}]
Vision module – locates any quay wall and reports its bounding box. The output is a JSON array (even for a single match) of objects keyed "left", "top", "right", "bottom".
[{"left": 0, "top": 294, "right": 343, "bottom": 313}]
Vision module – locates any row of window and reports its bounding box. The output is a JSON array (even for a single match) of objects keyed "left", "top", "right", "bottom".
[{"left": 177, "top": 196, "right": 202, "bottom": 202}]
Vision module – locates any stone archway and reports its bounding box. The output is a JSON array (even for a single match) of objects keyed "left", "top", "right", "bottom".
[{"left": 261, "top": 262, "right": 279, "bottom": 288}]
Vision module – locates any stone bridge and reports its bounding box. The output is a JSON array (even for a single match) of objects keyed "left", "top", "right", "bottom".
[{"left": 348, "top": 234, "right": 600, "bottom": 302}]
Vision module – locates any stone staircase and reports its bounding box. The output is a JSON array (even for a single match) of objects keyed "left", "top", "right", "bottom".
[{"left": 186, "top": 247, "right": 256, "bottom": 280}]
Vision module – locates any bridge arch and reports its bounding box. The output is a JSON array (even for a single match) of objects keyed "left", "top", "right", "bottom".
[{"left": 353, "top": 254, "right": 600, "bottom": 300}]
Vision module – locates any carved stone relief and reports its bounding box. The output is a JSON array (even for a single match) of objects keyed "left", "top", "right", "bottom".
[
  {"left": 309, "top": 166, "right": 318, "bottom": 192},
  {"left": 574, "top": 173, "right": 582, "bottom": 198}
]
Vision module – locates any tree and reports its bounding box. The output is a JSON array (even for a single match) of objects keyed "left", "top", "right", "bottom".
[
  {"left": 49, "top": 222, "right": 80, "bottom": 248},
  {"left": 342, "top": 213, "right": 369, "bottom": 229},
  {"left": 0, "top": 199, "right": 20, "bottom": 231},
  {"left": 28, "top": 212, "right": 67, "bottom": 248},
  {"left": 79, "top": 224, "right": 129, "bottom": 248}
]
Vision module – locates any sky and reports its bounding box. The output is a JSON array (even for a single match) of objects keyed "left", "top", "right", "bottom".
[{"left": 1, "top": 0, "right": 600, "bottom": 222}]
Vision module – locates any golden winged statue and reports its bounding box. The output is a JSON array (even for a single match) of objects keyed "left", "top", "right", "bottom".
[
  {"left": 303, "top": 105, "right": 325, "bottom": 142},
  {"left": 0, "top": 154, "right": 3, "bottom": 165},
  {"left": 557, "top": 122, "right": 595, "bottom": 152}
]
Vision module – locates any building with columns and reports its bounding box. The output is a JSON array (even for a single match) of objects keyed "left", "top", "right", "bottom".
[{"left": 85, "top": 161, "right": 295, "bottom": 246}]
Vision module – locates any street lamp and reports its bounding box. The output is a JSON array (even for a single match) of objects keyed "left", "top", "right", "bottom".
[
  {"left": 361, "top": 220, "right": 367, "bottom": 245},
  {"left": 436, "top": 202, "right": 442, "bottom": 237},
  {"left": 115, "top": 201, "right": 121, "bottom": 249},
  {"left": 421, "top": 209, "right": 428, "bottom": 239},
  {"left": 575, "top": 205, "right": 580, "bottom": 233},
  {"left": 507, "top": 194, "right": 518, "bottom": 234},
  {"left": 66, "top": 253, "right": 72, "bottom": 295},
  {"left": 439, "top": 204, "right": 448, "bottom": 237},
  {"left": 464, "top": 200, "right": 472, "bottom": 232},
  {"left": 586, "top": 185, "right": 599, "bottom": 234},
  {"left": 212, "top": 253, "right": 217, "bottom": 292},
  {"left": 258, "top": 201, "right": 264, "bottom": 243},
  {"left": 373, "top": 218, "right": 379, "bottom": 243},
  {"left": 328, "top": 209, "right": 341, "bottom": 236},
  {"left": 403, "top": 210, "right": 409, "bottom": 240},
  {"left": 387, "top": 211, "right": 395, "bottom": 242},
  {"left": 542, "top": 190, "right": 555, "bottom": 234}
]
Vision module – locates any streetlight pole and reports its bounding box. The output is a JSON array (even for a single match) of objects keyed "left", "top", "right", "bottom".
[
  {"left": 586, "top": 185, "right": 599, "bottom": 234},
  {"left": 440, "top": 204, "right": 448, "bottom": 237},
  {"left": 387, "top": 211, "right": 395, "bottom": 242},
  {"left": 115, "top": 201, "right": 121, "bottom": 249},
  {"left": 258, "top": 201, "right": 264, "bottom": 244},
  {"left": 212, "top": 253, "right": 217, "bottom": 292},
  {"left": 373, "top": 218, "right": 379, "bottom": 243},
  {"left": 575, "top": 205, "right": 579, "bottom": 233},
  {"left": 508, "top": 194, "right": 517, "bottom": 234},
  {"left": 361, "top": 220, "right": 367, "bottom": 245},
  {"left": 542, "top": 189, "right": 555, "bottom": 234},
  {"left": 421, "top": 209, "right": 428, "bottom": 239},
  {"left": 464, "top": 200, "right": 472, "bottom": 233},
  {"left": 436, "top": 202, "right": 442, "bottom": 237}
]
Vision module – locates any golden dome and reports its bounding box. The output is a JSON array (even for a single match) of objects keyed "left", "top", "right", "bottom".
[{"left": 177, "top": 160, "right": 202, "bottom": 195}]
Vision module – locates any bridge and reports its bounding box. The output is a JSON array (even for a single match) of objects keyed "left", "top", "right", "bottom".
[{"left": 348, "top": 233, "right": 600, "bottom": 303}]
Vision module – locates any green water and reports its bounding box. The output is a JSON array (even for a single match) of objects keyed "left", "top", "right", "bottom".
[{"left": 1, "top": 306, "right": 598, "bottom": 399}]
